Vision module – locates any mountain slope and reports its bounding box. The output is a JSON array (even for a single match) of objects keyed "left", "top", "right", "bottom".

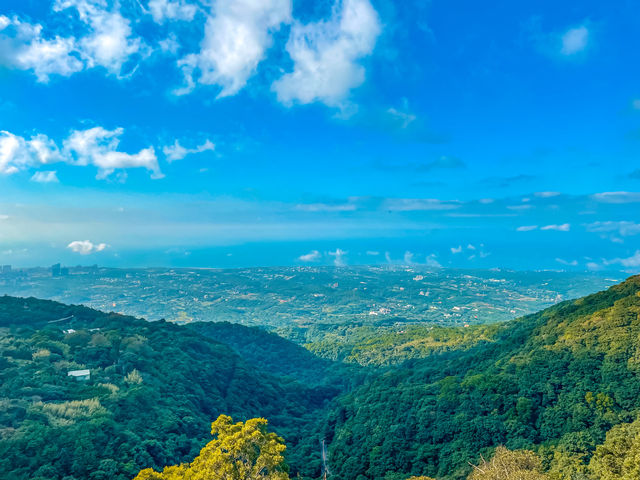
[
  {"left": 0, "top": 296, "right": 335, "bottom": 480},
  {"left": 323, "top": 275, "right": 640, "bottom": 479}
]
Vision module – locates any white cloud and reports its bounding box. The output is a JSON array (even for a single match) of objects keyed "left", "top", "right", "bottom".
[
  {"left": 467, "top": 244, "right": 476, "bottom": 250},
  {"left": 366, "top": 250, "right": 379, "bottom": 256},
  {"left": 31, "top": 171, "right": 59, "bottom": 183},
  {"left": 384, "top": 198, "right": 461, "bottom": 212},
  {"left": 534, "top": 191, "right": 561, "bottom": 198},
  {"left": 158, "top": 33, "right": 180, "bottom": 54},
  {"left": 403, "top": 251, "right": 415, "bottom": 264},
  {"left": 633, "top": 99, "right": 640, "bottom": 110},
  {"left": 329, "top": 248, "right": 347, "bottom": 266},
  {"left": 0, "top": 215, "right": 9, "bottom": 220},
  {"left": 425, "top": 254, "right": 441, "bottom": 268},
  {"left": 67, "top": 239, "right": 109, "bottom": 254},
  {"left": 560, "top": 25, "right": 589, "bottom": 56},
  {"left": 0, "top": 16, "right": 83, "bottom": 82},
  {"left": 0, "top": 131, "right": 66, "bottom": 174},
  {"left": 176, "top": 0, "right": 291, "bottom": 97},
  {"left": 0, "top": 131, "right": 27, "bottom": 174},
  {"left": 1, "top": 1, "right": 146, "bottom": 81},
  {"left": 272, "top": 0, "right": 380, "bottom": 107},
  {"left": 516, "top": 225, "right": 538, "bottom": 232},
  {"left": 63, "top": 127, "right": 162, "bottom": 179},
  {"left": 54, "top": 0, "right": 145, "bottom": 75},
  {"left": 541, "top": 223, "right": 570, "bottom": 231},
  {"left": 0, "top": 127, "right": 162, "bottom": 179},
  {"left": 28, "top": 134, "right": 65, "bottom": 164},
  {"left": 295, "top": 202, "right": 357, "bottom": 212},
  {"left": 148, "top": 0, "right": 198, "bottom": 24},
  {"left": 298, "top": 250, "right": 320, "bottom": 262},
  {"left": 163, "top": 139, "right": 215, "bottom": 161},
  {"left": 556, "top": 258, "right": 578, "bottom": 266},
  {"left": 592, "top": 192, "right": 640, "bottom": 204},
  {"left": 605, "top": 251, "right": 640, "bottom": 268},
  {"left": 450, "top": 245, "right": 462, "bottom": 254},
  {"left": 387, "top": 99, "right": 416, "bottom": 128},
  {"left": 586, "top": 221, "right": 640, "bottom": 237}
]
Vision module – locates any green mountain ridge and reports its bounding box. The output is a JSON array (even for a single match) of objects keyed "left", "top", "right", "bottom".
[{"left": 323, "top": 275, "right": 640, "bottom": 479}]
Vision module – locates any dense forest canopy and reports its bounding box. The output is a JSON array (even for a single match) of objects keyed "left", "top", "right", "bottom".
[{"left": 1, "top": 276, "right": 640, "bottom": 479}]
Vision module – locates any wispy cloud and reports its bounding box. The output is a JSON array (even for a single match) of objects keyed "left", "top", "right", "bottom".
[
  {"left": 592, "top": 192, "right": 640, "bottom": 203},
  {"left": 30, "top": 170, "right": 59, "bottom": 183},
  {"left": 516, "top": 225, "right": 538, "bottom": 232},
  {"left": 386, "top": 104, "right": 417, "bottom": 129},
  {"left": 586, "top": 221, "right": 640, "bottom": 240},
  {"left": 147, "top": 0, "right": 198, "bottom": 24},
  {"left": 298, "top": 250, "right": 320, "bottom": 262},
  {"left": 560, "top": 25, "right": 589, "bottom": 55},
  {"left": 163, "top": 139, "right": 215, "bottom": 162},
  {"left": 295, "top": 202, "right": 357, "bottom": 212},
  {"left": 556, "top": 258, "right": 578, "bottom": 266},
  {"left": 540, "top": 223, "right": 570, "bottom": 231},
  {"left": 384, "top": 198, "right": 461, "bottom": 211},
  {"left": 329, "top": 248, "right": 347, "bottom": 266},
  {"left": 604, "top": 251, "right": 640, "bottom": 268},
  {"left": 534, "top": 191, "right": 561, "bottom": 198}
]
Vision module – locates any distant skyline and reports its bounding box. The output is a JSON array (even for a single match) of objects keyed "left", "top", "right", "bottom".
[{"left": 1, "top": 0, "right": 640, "bottom": 271}]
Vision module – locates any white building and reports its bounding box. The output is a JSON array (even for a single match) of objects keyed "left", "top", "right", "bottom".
[{"left": 67, "top": 369, "right": 90, "bottom": 381}]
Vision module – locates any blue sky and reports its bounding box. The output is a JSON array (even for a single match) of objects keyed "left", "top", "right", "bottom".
[{"left": 0, "top": 0, "right": 639, "bottom": 271}]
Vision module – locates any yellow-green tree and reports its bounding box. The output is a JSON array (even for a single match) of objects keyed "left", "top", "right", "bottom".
[
  {"left": 133, "top": 415, "right": 289, "bottom": 480},
  {"left": 588, "top": 417, "right": 640, "bottom": 480},
  {"left": 468, "top": 446, "right": 549, "bottom": 480}
]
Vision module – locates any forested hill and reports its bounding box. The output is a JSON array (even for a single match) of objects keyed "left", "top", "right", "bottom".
[
  {"left": 0, "top": 296, "right": 339, "bottom": 480},
  {"left": 324, "top": 275, "right": 640, "bottom": 479},
  {"left": 187, "top": 321, "right": 359, "bottom": 388}
]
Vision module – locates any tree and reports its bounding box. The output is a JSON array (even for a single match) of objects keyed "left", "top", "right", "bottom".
[
  {"left": 468, "top": 446, "right": 549, "bottom": 480},
  {"left": 588, "top": 417, "right": 640, "bottom": 480},
  {"left": 133, "top": 415, "right": 289, "bottom": 480}
]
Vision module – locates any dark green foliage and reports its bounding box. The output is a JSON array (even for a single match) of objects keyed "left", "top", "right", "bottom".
[
  {"left": 188, "top": 321, "right": 358, "bottom": 388},
  {"left": 0, "top": 297, "right": 338, "bottom": 480},
  {"left": 322, "top": 275, "right": 640, "bottom": 479}
]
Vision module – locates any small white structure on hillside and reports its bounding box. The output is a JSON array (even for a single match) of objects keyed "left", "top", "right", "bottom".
[{"left": 67, "top": 369, "right": 90, "bottom": 381}]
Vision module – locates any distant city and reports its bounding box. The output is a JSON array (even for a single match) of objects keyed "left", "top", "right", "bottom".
[{"left": 0, "top": 265, "right": 623, "bottom": 335}]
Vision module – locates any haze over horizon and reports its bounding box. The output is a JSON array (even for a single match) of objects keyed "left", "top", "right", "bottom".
[{"left": 1, "top": 0, "right": 639, "bottom": 271}]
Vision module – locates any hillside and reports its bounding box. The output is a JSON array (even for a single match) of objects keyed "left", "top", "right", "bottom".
[
  {"left": 187, "top": 321, "right": 359, "bottom": 388},
  {"left": 2, "top": 276, "right": 640, "bottom": 480},
  {"left": 322, "top": 275, "right": 640, "bottom": 479},
  {"left": 0, "top": 296, "right": 337, "bottom": 480}
]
